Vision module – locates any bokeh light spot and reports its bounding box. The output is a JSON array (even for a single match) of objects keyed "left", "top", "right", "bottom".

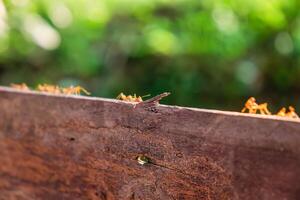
[
  {"left": 274, "top": 32, "right": 293, "bottom": 55},
  {"left": 146, "top": 28, "right": 178, "bottom": 55},
  {"left": 0, "top": 0, "right": 8, "bottom": 37},
  {"left": 236, "top": 61, "right": 259, "bottom": 86},
  {"left": 49, "top": 3, "right": 73, "bottom": 29},
  {"left": 212, "top": 7, "right": 239, "bottom": 34},
  {"left": 11, "top": 0, "right": 28, "bottom": 7},
  {"left": 23, "top": 15, "right": 61, "bottom": 50}
]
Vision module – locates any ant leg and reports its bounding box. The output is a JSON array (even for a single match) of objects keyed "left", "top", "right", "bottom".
[
  {"left": 82, "top": 88, "right": 90, "bottom": 95},
  {"left": 260, "top": 109, "right": 266, "bottom": 115},
  {"left": 250, "top": 108, "right": 257, "bottom": 114},
  {"left": 116, "top": 93, "right": 122, "bottom": 99},
  {"left": 265, "top": 109, "right": 271, "bottom": 115},
  {"left": 263, "top": 105, "right": 271, "bottom": 115}
]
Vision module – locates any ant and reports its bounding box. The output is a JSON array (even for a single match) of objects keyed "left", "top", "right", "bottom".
[
  {"left": 277, "top": 106, "right": 299, "bottom": 118},
  {"left": 36, "top": 84, "right": 90, "bottom": 95},
  {"left": 286, "top": 106, "right": 299, "bottom": 118},
  {"left": 10, "top": 83, "right": 30, "bottom": 91},
  {"left": 241, "top": 97, "right": 271, "bottom": 115},
  {"left": 276, "top": 107, "right": 286, "bottom": 117},
  {"left": 61, "top": 86, "right": 90, "bottom": 95},
  {"left": 37, "top": 84, "right": 61, "bottom": 94},
  {"left": 116, "top": 93, "right": 150, "bottom": 103}
]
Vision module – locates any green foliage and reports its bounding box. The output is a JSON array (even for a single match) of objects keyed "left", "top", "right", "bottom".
[{"left": 0, "top": 0, "right": 300, "bottom": 111}]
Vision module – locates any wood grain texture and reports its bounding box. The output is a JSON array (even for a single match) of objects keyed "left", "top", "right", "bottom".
[{"left": 0, "top": 86, "right": 299, "bottom": 200}]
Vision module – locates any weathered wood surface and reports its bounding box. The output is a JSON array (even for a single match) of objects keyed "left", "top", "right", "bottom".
[{"left": 0, "top": 86, "right": 300, "bottom": 200}]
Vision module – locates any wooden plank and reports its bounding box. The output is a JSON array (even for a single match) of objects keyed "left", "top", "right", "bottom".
[{"left": 0, "top": 86, "right": 299, "bottom": 200}]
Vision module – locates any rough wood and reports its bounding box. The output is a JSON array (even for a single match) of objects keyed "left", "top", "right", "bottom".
[{"left": 0, "top": 86, "right": 300, "bottom": 200}]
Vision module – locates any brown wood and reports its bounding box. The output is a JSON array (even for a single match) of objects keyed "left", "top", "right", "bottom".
[{"left": 0, "top": 86, "right": 300, "bottom": 200}]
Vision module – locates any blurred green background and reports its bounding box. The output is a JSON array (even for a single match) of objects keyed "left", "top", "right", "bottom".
[{"left": 0, "top": 0, "right": 300, "bottom": 112}]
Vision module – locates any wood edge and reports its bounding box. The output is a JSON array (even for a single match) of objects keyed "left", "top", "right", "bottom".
[{"left": 0, "top": 86, "right": 299, "bottom": 124}]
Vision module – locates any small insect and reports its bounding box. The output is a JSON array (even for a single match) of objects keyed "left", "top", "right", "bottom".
[
  {"left": 257, "top": 103, "right": 272, "bottom": 115},
  {"left": 61, "top": 86, "right": 91, "bottom": 95},
  {"left": 116, "top": 93, "right": 150, "bottom": 103},
  {"left": 137, "top": 155, "right": 150, "bottom": 165},
  {"left": 286, "top": 106, "right": 299, "bottom": 118},
  {"left": 37, "top": 84, "right": 61, "bottom": 94},
  {"left": 276, "top": 107, "right": 286, "bottom": 117},
  {"left": 276, "top": 106, "right": 299, "bottom": 118},
  {"left": 241, "top": 97, "right": 257, "bottom": 114},
  {"left": 10, "top": 83, "right": 30, "bottom": 91},
  {"left": 241, "top": 97, "right": 271, "bottom": 115}
]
